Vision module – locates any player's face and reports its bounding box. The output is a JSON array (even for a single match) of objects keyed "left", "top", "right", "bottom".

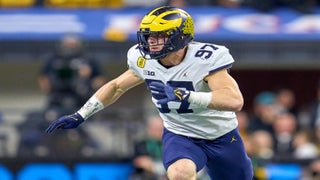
[{"left": 147, "top": 33, "right": 168, "bottom": 52}]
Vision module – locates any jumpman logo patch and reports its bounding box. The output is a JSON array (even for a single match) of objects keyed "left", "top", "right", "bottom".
[{"left": 230, "top": 136, "right": 237, "bottom": 143}]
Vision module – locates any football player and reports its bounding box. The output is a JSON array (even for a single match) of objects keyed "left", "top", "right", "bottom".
[{"left": 46, "top": 6, "right": 253, "bottom": 180}]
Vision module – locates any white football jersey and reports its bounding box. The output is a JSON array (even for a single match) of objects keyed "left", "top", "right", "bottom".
[{"left": 127, "top": 42, "right": 238, "bottom": 139}]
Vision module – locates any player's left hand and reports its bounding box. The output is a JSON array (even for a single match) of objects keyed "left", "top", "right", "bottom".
[
  {"left": 45, "top": 113, "right": 84, "bottom": 133},
  {"left": 149, "top": 82, "right": 190, "bottom": 104}
]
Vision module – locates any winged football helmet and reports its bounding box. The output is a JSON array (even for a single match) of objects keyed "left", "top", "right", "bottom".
[{"left": 137, "top": 6, "right": 194, "bottom": 59}]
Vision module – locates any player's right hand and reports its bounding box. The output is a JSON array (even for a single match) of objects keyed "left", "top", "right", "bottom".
[
  {"left": 45, "top": 112, "right": 84, "bottom": 133},
  {"left": 149, "top": 82, "right": 190, "bottom": 105}
]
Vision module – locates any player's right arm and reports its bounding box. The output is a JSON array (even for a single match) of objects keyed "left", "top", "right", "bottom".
[
  {"left": 94, "top": 69, "right": 144, "bottom": 107},
  {"left": 46, "top": 69, "right": 144, "bottom": 133}
]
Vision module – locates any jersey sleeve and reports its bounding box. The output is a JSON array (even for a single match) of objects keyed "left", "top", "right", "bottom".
[
  {"left": 208, "top": 45, "right": 234, "bottom": 74},
  {"left": 127, "top": 44, "right": 143, "bottom": 78}
]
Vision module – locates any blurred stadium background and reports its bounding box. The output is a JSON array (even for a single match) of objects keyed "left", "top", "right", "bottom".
[{"left": 0, "top": 0, "right": 320, "bottom": 179}]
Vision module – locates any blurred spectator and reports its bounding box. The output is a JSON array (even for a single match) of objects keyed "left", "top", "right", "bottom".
[
  {"left": 304, "top": 158, "right": 320, "bottom": 179},
  {"left": 38, "top": 34, "right": 106, "bottom": 122},
  {"left": 248, "top": 91, "right": 277, "bottom": 133},
  {"left": 16, "top": 34, "right": 106, "bottom": 158},
  {"left": 249, "top": 130, "right": 274, "bottom": 180},
  {"left": 237, "top": 111, "right": 251, "bottom": 138},
  {"left": 292, "top": 130, "right": 318, "bottom": 159},
  {"left": 274, "top": 88, "right": 298, "bottom": 117},
  {"left": 130, "top": 115, "right": 166, "bottom": 180},
  {"left": 250, "top": 130, "right": 274, "bottom": 160},
  {"left": 311, "top": 159, "right": 320, "bottom": 179},
  {"left": 272, "top": 112, "right": 297, "bottom": 159}
]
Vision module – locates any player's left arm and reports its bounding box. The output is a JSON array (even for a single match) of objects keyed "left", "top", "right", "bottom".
[{"left": 204, "top": 69, "right": 244, "bottom": 111}]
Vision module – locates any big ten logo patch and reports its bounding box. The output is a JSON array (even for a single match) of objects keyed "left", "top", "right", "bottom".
[{"left": 143, "top": 70, "right": 155, "bottom": 76}]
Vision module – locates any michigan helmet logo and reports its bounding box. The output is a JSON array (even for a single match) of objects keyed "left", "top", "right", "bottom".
[{"left": 137, "top": 56, "right": 146, "bottom": 68}]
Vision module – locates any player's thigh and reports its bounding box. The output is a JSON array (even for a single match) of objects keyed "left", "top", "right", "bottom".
[
  {"left": 167, "top": 158, "right": 197, "bottom": 180},
  {"left": 205, "top": 128, "right": 253, "bottom": 180},
  {"left": 162, "top": 128, "right": 207, "bottom": 172}
]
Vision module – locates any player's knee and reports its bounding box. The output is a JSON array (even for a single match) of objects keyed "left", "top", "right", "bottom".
[
  {"left": 167, "top": 169, "right": 196, "bottom": 180},
  {"left": 167, "top": 159, "right": 197, "bottom": 180}
]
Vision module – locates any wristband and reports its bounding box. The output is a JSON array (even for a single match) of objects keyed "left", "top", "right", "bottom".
[
  {"left": 77, "top": 96, "right": 104, "bottom": 120},
  {"left": 188, "top": 91, "right": 212, "bottom": 108}
]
